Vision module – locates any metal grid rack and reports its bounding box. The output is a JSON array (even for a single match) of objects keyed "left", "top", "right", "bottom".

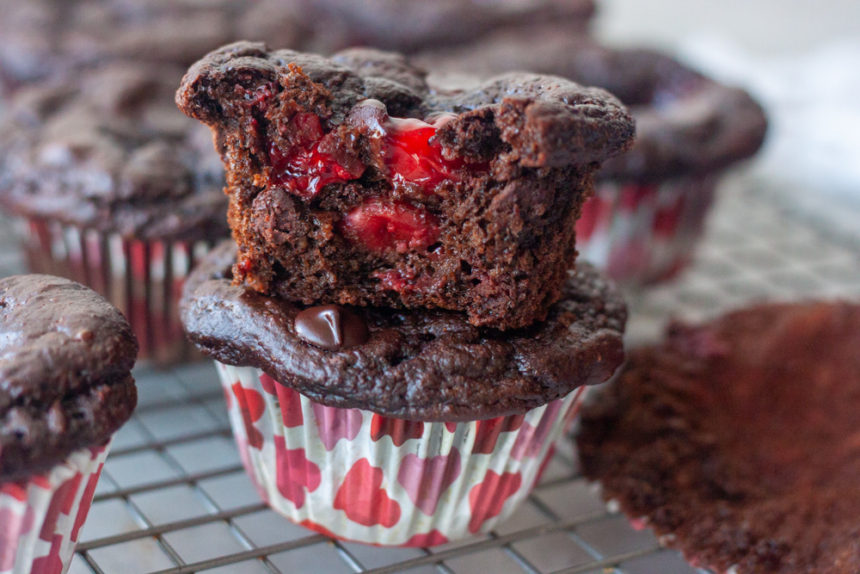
[{"left": 2, "top": 175, "right": 859, "bottom": 574}]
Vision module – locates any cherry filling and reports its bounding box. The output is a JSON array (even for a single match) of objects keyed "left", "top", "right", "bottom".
[
  {"left": 267, "top": 113, "right": 364, "bottom": 199},
  {"left": 383, "top": 116, "right": 468, "bottom": 193},
  {"left": 341, "top": 199, "right": 439, "bottom": 254}
]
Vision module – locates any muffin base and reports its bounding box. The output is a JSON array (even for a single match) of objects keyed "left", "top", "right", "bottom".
[
  {"left": 0, "top": 443, "right": 110, "bottom": 574},
  {"left": 576, "top": 175, "right": 717, "bottom": 285},
  {"left": 216, "top": 362, "right": 587, "bottom": 546},
  {"left": 15, "top": 217, "right": 213, "bottom": 365}
]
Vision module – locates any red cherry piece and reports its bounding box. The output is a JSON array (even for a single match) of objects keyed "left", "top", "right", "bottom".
[
  {"left": 334, "top": 459, "right": 401, "bottom": 528},
  {"left": 370, "top": 414, "right": 424, "bottom": 446},
  {"left": 471, "top": 413, "right": 526, "bottom": 454},
  {"left": 268, "top": 113, "right": 364, "bottom": 198},
  {"left": 467, "top": 470, "right": 523, "bottom": 533},
  {"left": 384, "top": 117, "right": 466, "bottom": 193},
  {"left": 342, "top": 199, "right": 439, "bottom": 254},
  {"left": 274, "top": 436, "right": 321, "bottom": 508}
]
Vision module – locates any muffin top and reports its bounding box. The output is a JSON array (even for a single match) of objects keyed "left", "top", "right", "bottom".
[
  {"left": 181, "top": 241, "right": 627, "bottom": 421},
  {"left": 577, "top": 302, "right": 860, "bottom": 574},
  {"left": 0, "top": 62, "right": 228, "bottom": 240},
  {"left": 178, "top": 42, "right": 634, "bottom": 171},
  {"left": 419, "top": 28, "right": 768, "bottom": 181},
  {"left": 0, "top": 275, "right": 138, "bottom": 481}
]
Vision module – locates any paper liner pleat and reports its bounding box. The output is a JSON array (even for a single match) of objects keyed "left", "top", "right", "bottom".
[
  {"left": 216, "top": 362, "right": 587, "bottom": 546},
  {"left": 0, "top": 443, "right": 110, "bottom": 574}
]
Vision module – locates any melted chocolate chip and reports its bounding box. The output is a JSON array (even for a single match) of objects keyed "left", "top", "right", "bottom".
[{"left": 294, "top": 304, "right": 369, "bottom": 351}]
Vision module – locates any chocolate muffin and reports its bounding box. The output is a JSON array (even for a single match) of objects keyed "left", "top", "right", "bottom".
[
  {"left": 418, "top": 29, "right": 767, "bottom": 284},
  {"left": 180, "top": 240, "right": 626, "bottom": 545},
  {"left": 293, "top": 0, "right": 595, "bottom": 54},
  {"left": 177, "top": 42, "right": 634, "bottom": 330},
  {"left": 0, "top": 274, "right": 138, "bottom": 479},
  {"left": 182, "top": 241, "right": 626, "bottom": 420},
  {"left": 0, "top": 0, "right": 310, "bottom": 94},
  {"left": 577, "top": 302, "right": 860, "bottom": 574},
  {"left": 0, "top": 62, "right": 227, "bottom": 361},
  {"left": 0, "top": 274, "right": 137, "bottom": 573}
]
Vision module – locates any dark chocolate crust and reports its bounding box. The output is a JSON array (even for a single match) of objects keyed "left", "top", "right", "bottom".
[
  {"left": 177, "top": 42, "right": 633, "bottom": 329},
  {"left": 295, "top": 0, "right": 594, "bottom": 54},
  {"left": 181, "top": 241, "right": 627, "bottom": 421},
  {"left": 0, "top": 62, "right": 228, "bottom": 241},
  {"left": 418, "top": 29, "right": 767, "bottom": 182},
  {"left": 0, "top": 0, "right": 310, "bottom": 93},
  {"left": 577, "top": 302, "right": 860, "bottom": 574},
  {"left": 0, "top": 275, "right": 138, "bottom": 481}
]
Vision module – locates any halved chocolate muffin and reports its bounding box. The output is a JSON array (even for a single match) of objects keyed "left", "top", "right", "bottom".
[{"left": 177, "top": 42, "right": 634, "bottom": 330}]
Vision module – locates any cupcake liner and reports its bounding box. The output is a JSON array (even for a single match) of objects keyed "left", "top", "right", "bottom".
[
  {"left": 576, "top": 175, "right": 718, "bottom": 285},
  {"left": 14, "top": 217, "right": 213, "bottom": 364},
  {"left": 216, "top": 362, "right": 588, "bottom": 546},
  {"left": 0, "top": 443, "right": 110, "bottom": 574}
]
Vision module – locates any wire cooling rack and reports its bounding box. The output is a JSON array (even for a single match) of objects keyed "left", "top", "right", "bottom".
[{"left": 2, "top": 173, "right": 859, "bottom": 574}]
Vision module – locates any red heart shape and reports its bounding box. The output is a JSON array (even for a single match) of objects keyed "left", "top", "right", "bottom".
[
  {"left": 232, "top": 383, "right": 266, "bottom": 448},
  {"left": 371, "top": 414, "right": 424, "bottom": 446},
  {"left": 334, "top": 459, "right": 401, "bottom": 528},
  {"left": 313, "top": 403, "right": 363, "bottom": 451},
  {"left": 274, "top": 436, "right": 321, "bottom": 508},
  {"left": 260, "top": 374, "right": 304, "bottom": 427},
  {"left": 471, "top": 414, "right": 525, "bottom": 454},
  {"left": 403, "top": 530, "right": 449, "bottom": 547},
  {"left": 468, "top": 470, "right": 522, "bottom": 533},
  {"left": 510, "top": 399, "right": 563, "bottom": 461},
  {"left": 397, "top": 449, "right": 462, "bottom": 515}
]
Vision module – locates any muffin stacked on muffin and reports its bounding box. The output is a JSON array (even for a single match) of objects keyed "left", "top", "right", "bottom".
[{"left": 176, "top": 42, "right": 634, "bottom": 544}]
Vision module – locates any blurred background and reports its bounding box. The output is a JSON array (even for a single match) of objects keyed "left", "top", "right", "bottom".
[{"left": 600, "top": 0, "right": 860, "bottom": 242}]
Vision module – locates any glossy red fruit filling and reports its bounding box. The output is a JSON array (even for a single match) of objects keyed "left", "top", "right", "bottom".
[
  {"left": 268, "top": 113, "right": 364, "bottom": 198},
  {"left": 383, "top": 116, "right": 468, "bottom": 193},
  {"left": 341, "top": 199, "right": 439, "bottom": 254}
]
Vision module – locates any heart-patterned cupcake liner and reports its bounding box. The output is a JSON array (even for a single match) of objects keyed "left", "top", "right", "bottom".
[
  {"left": 14, "top": 217, "right": 213, "bottom": 364},
  {"left": 216, "top": 362, "right": 588, "bottom": 546},
  {"left": 576, "top": 175, "right": 718, "bottom": 285},
  {"left": 0, "top": 443, "right": 110, "bottom": 574}
]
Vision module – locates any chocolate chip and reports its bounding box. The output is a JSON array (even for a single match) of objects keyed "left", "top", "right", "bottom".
[{"left": 295, "top": 304, "right": 369, "bottom": 351}]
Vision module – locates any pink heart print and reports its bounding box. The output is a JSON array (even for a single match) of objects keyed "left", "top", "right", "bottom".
[
  {"left": 260, "top": 374, "right": 304, "bottom": 427},
  {"left": 274, "top": 436, "right": 321, "bottom": 508},
  {"left": 231, "top": 383, "right": 266, "bottom": 448},
  {"left": 312, "top": 403, "right": 363, "bottom": 450},
  {"left": 334, "top": 458, "right": 401, "bottom": 528},
  {"left": 397, "top": 449, "right": 462, "bottom": 515},
  {"left": 468, "top": 470, "right": 523, "bottom": 533}
]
